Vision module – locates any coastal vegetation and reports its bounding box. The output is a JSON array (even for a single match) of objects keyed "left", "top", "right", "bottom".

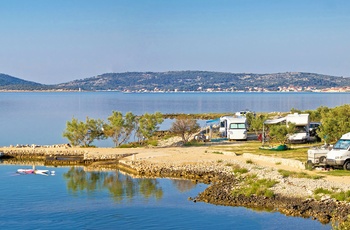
[
  {"left": 61, "top": 104, "right": 350, "bottom": 152},
  {"left": 231, "top": 174, "right": 278, "bottom": 198},
  {"left": 314, "top": 188, "right": 350, "bottom": 202},
  {"left": 63, "top": 111, "right": 164, "bottom": 147},
  {"left": 231, "top": 165, "right": 249, "bottom": 175},
  {"left": 62, "top": 117, "right": 105, "bottom": 147},
  {"left": 277, "top": 169, "right": 324, "bottom": 180},
  {"left": 103, "top": 111, "right": 136, "bottom": 147},
  {"left": 169, "top": 116, "right": 200, "bottom": 144}
]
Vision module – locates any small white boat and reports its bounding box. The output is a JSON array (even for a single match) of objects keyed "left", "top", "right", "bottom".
[
  {"left": 17, "top": 168, "right": 50, "bottom": 176},
  {"left": 17, "top": 169, "right": 35, "bottom": 174},
  {"left": 34, "top": 170, "right": 49, "bottom": 175}
]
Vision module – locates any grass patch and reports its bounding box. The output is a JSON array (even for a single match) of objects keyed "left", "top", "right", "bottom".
[
  {"left": 217, "top": 159, "right": 223, "bottom": 163},
  {"left": 119, "top": 142, "right": 144, "bottom": 148},
  {"left": 246, "top": 159, "right": 254, "bottom": 164},
  {"left": 232, "top": 165, "right": 249, "bottom": 175},
  {"left": 212, "top": 151, "right": 223, "bottom": 154},
  {"left": 314, "top": 188, "right": 333, "bottom": 195},
  {"left": 332, "top": 191, "right": 350, "bottom": 202},
  {"left": 320, "top": 170, "right": 350, "bottom": 177},
  {"left": 332, "top": 219, "right": 350, "bottom": 230},
  {"left": 275, "top": 162, "right": 281, "bottom": 165},
  {"left": 147, "top": 139, "right": 158, "bottom": 146},
  {"left": 278, "top": 169, "right": 324, "bottom": 179},
  {"left": 208, "top": 141, "right": 315, "bottom": 162},
  {"left": 314, "top": 188, "right": 350, "bottom": 202},
  {"left": 184, "top": 140, "right": 205, "bottom": 147},
  {"left": 232, "top": 174, "right": 278, "bottom": 198}
]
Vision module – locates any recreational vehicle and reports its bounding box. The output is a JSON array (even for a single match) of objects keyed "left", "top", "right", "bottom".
[
  {"left": 223, "top": 116, "right": 248, "bottom": 140},
  {"left": 286, "top": 113, "right": 310, "bottom": 143}
]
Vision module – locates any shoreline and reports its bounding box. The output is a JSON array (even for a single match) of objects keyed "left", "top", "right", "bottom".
[
  {"left": 1, "top": 144, "right": 350, "bottom": 225},
  {"left": 1, "top": 90, "right": 350, "bottom": 93}
]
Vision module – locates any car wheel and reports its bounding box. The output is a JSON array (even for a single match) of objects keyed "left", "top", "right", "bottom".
[
  {"left": 343, "top": 161, "right": 350, "bottom": 170},
  {"left": 319, "top": 156, "right": 326, "bottom": 164}
]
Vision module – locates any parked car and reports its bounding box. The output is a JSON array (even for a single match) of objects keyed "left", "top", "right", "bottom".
[
  {"left": 309, "top": 122, "right": 321, "bottom": 136},
  {"left": 326, "top": 132, "right": 350, "bottom": 170}
]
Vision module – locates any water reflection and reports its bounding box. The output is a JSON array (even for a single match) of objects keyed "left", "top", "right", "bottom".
[
  {"left": 172, "top": 179, "right": 197, "bottom": 192},
  {"left": 63, "top": 167, "right": 163, "bottom": 202}
]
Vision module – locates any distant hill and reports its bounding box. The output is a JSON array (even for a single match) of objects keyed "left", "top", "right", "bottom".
[
  {"left": 1, "top": 71, "right": 350, "bottom": 91},
  {"left": 0, "top": 73, "right": 47, "bottom": 90},
  {"left": 56, "top": 71, "right": 350, "bottom": 92}
]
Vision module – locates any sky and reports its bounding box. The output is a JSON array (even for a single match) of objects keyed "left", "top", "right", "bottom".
[{"left": 0, "top": 0, "right": 349, "bottom": 84}]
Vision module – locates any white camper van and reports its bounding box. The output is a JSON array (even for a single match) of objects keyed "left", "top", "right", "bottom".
[
  {"left": 226, "top": 116, "right": 248, "bottom": 140},
  {"left": 286, "top": 113, "right": 310, "bottom": 143},
  {"left": 326, "top": 132, "right": 350, "bottom": 170}
]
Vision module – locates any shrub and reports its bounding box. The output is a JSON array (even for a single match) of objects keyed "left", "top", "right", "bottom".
[
  {"left": 232, "top": 174, "right": 278, "bottom": 198},
  {"left": 232, "top": 165, "right": 249, "bottom": 175},
  {"left": 278, "top": 169, "right": 323, "bottom": 179},
  {"left": 314, "top": 188, "right": 332, "bottom": 195},
  {"left": 212, "top": 151, "right": 223, "bottom": 154}
]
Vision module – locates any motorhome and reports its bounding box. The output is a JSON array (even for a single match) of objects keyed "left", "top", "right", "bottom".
[
  {"left": 326, "top": 132, "right": 350, "bottom": 170},
  {"left": 286, "top": 113, "right": 310, "bottom": 143},
  {"left": 223, "top": 116, "right": 248, "bottom": 140}
]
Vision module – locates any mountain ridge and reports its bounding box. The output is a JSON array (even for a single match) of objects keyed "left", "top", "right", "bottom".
[
  {"left": 56, "top": 71, "right": 350, "bottom": 92},
  {"left": 0, "top": 73, "right": 47, "bottom": 90},
  {"left": 1, "top": 71, "right": 349, "bottom": 92}
]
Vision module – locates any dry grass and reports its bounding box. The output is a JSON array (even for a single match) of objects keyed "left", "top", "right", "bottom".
[{"left": 209, "top": 141, "right": 313, "bottom": 162}]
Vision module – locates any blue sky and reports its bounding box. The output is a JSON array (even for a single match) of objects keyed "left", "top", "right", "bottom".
[{"left": 0, "top": 0, "right": 349, "bottom": 84}]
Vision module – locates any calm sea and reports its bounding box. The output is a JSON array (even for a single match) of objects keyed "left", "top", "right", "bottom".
[
  {"left": 0, "top": 91, "right": 348, "bottom": 229},
  {"left": 0, "top": 165, "right": 330, "bottom": 230},
  {"left": 0, "top": 91, "right": 349, "bottom": 147}
]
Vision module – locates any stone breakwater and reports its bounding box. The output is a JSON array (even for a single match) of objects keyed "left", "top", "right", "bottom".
[
  {"left": 0, "top": 146, "right": 135, "bottom": 163},
  {"left": 120, "top": 158, "right": 350, "bottom": 225}
]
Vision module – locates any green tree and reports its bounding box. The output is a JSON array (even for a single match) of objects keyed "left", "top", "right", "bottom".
[
  {"left": 318, "top": 105, "right": 350, "bottom": 144},
  {"left": 63, "top": 117, "right": 105, "bottom": 147},
  {"left": 290, "top": 108, "right": 302, "bottom": 114},
  {"left": 247, "top": 113, "right": 267, "bottom": 135},
  {"left": 304, "top": 106, "right": 329, "bottom": 122},
  {"left": 136, "top": 112, "right": 164, "bottom": 143},
  {"left": 268, "top": 122, "right": 296, "bottom": 145},
  {"left": 170, "top": 116, "right": 200, "bottom": 144},
  {"left": 103, "top": 111, "right": 136, "bottom": 147}
]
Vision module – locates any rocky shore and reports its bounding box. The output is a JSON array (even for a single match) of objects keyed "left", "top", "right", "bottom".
[
  {"left": 118, "top": 154, "right": 350, "bottom": 226},
  {"left": 2, "top": 144, "right": 350, "bottom": 226}
]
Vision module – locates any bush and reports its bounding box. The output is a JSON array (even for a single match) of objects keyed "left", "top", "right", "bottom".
[
  {"left": 232, "top": 165, "right": 248, "bottom": 175},
  {"left": 232, "top": 174, "right": 278, "bottom": 198},
  {"left": 314, "top": 188, "right": 332, "bottom": 195},
  {"left": 278, "top": 169, "right": 323, "bottom": 179}
]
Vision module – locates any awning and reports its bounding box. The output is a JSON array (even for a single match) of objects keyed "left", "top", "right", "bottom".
[
  {"left": 206, "top": 118, "right": 220, "bottom": 124},
  {"left": 263, "top": 117, "right": 286, "bottom": 125}
]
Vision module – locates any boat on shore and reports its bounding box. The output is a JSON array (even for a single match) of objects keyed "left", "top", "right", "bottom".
[
  {"left": 17, "top": 169, "right": 35, "bottom": 174},
  {"left": 16, "top": 168, "right": 51, "bottom": 175}
]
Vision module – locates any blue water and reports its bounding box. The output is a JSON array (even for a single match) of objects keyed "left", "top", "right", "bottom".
[
  {"left": 0, "top": 165, "right": 330, "bottom": 229},
  {"left": 0, "top": 91, "right": 347, "bottom": 229},
  {"left": 0, "top": 91, "right": 349, "bottom": 146}
]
